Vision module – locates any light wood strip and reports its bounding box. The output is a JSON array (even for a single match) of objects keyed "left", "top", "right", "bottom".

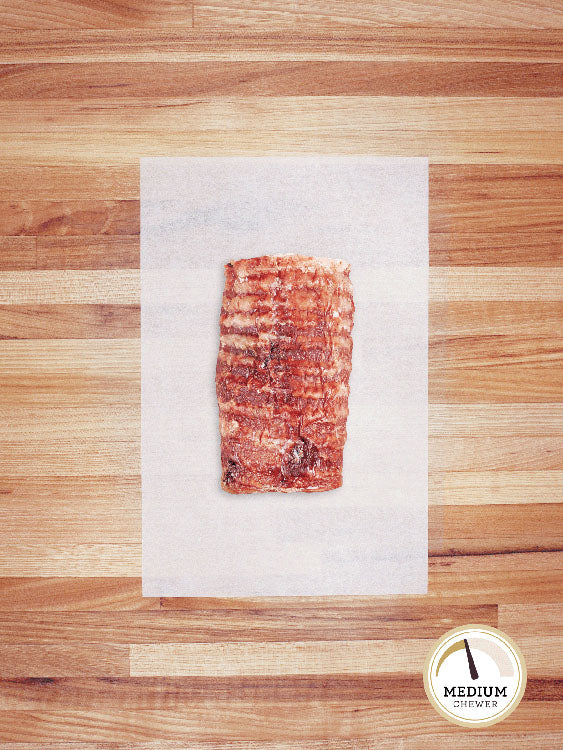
[
  {"left": 126, "top": 639, "right": 451, "bottom": 676},
  {"left": 430, "top": 268, "right": 563, "bottom": 301},
  {"left": 193, "top": 0, "right": 563, "bottom": 29},
  {"left": 0, "top": 703, "right": 558, "bottom": 742},
  {"left": 1, "top": 63, "right": 561, "bottom": 99},
  {"left": 0, "top": 406, "right": 139, "bottom": 439},
  {"left": 0, "top": 577, "right": 158, "bottom": 611},
  {"left": 0, "top": 129, "right": 560, "bottom": 164},
  {"left": 430, "top": 302, "right": 563, "bottom": 336},
  {"left": 499, "top": 604, "right": 563, "bottom": 636},
  {"left": 0, "top": 271, "right": 140, "bottom": 304},
  {"left": 1, "top": 29, "right": 562, "bottom": 63},
  {"left": 1, "top": 268, "right": 561, "bottom": 304},
  {"left": 0, "top": 544, "right": 141, "bottom": 577},
  {"left": 429, "top": 405, "right": 563, "bottom": 437},
  {"left": 0, "top": 477, "right": 139, "bottom": 543},
  {"left": 0, "top": 645, "right": 129, "bottom": 677},
  {"left": 2, "top": 98, "right": 561, "bottom": 133},
  {"left": 0, "top": 0, "right": 193, "bottom": 30},
  {"left": 0, "top": 605, "right": 497, "bottom": 645},
  {"left": 131, "top": 637, "right": 563, "bottom": 677},
  {"left": 430, "top": 472, "right": 563, "bottom": 505},
  {"left": 4, "top": 404, "right": 561, "bottom": 441}
]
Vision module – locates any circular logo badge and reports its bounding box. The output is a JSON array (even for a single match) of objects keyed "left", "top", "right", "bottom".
[{"left": 424, "top": 625, "right": 526, "bottom": 727}]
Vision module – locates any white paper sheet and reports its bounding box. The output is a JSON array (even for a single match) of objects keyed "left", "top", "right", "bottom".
[{"left": 141, "top": 157, "right": 428, "bottom": 596}]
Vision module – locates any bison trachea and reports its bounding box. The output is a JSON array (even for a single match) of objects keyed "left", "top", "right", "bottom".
[{"left": 216, "top": 254, "right": 354, "bottom": 494}]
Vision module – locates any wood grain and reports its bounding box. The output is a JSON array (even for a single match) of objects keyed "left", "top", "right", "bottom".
[
  {"left": 1, "top": 29, "right": 562, "bottom": 63},
  {"left": 0, "top": 1, "right": 193, "bottom": 30},
  {"left": 192, "top": 1, "right": 563, "bottom": 29},
  {"left": 0, "top": 1, "right": 561, "bottom": 745}
]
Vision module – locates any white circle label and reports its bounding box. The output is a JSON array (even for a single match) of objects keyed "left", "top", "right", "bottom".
[{"left": 423, "top": 625, "right": 527, "bottom": 727}]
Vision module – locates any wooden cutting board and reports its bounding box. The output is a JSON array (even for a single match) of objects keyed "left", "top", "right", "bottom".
[{"left": 0, "top": 1, "right": 561, "bottom": 745}]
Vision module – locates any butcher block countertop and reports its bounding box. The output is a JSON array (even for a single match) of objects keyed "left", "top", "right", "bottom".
[{"left": 0, "top": 1, "right": 562, "bottom": 746}]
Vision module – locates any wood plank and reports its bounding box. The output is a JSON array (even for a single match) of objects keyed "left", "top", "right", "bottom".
[
  {"left": 0, "top": 645, "right": 129, "bottom": 677},
  {"left": 1, "top": 63, "right": 561, "bottom": 99},
  {"left": 36, "top": 236, "right": 139, "bottom": 269},
  {"left": 436, "top": 437, "right": 562, "bottom": 472},
  {"left": 499, "top": 604, "right": 563, "bottom": 636},
  {"left": 0, "top": 1, "right": 193, "bottom": 30},
  {"left": 0, "top": 303, "right": 559, "bottom": 344},
  {"left": 1, "top": 505, "right": 558, "bottom": 575},
  {"left": 430, "top": 233, "right": 563, "bottom": 266},
  {"left": 1, "top": 128, "right": 559, "bottom": 165},
  {"left": 0, "top": 163, "right": 559, "bottom": 204},
  {"left": 0, "top": 577, "right": 157, "bottom": 611},
  {"left": 433, "top": 503, "right": 563, "bottom": 556},
  {"left": 193, "top": 0, "right": 563, "bottom": 29},
  {"left": 0, "top": 436, "right": 559, "bottom": 476},
  {"left": 430, "top": 472, "right": 563, "bottom": 505},
  {"left": 0, "top": 737, "right": 560, "bottom": 750},
  {"left": 2, "top": 675, "right": 556, "bottom": 711},
  {"left": 0, "top": 544, "right": 141, "bottom": 577},
  {"left": 0, "top": 477, "right": 139, "bottom": 543},
  {"left": 430, "top": 302, "right": 563, "bottom": 337},
  {"left": 0, "top": 405, "right": 139, "bottom": 439},
  {"left": 0, "top": 304, "right": 140, "bottom": 339},
  {"left": 2, "top": 233, "right": 562, "bottom": 271},
  {"left": 0, "top": 702, "right": 559, "bottom": 742},
  {"left": 3, "top": 98, "right": 561, "bottom": 134},
  {"left": 0, "top": 271, "right": 140, "bottom": 304},
  {"left": 130, "top": 637, "right": 562, "bottom": 677},
  {"left": 0, "top": 164, "right": 139, "bottom": 200},
  {"left": 0, "top": 201, "right": 138, "bottom": 236},
  {"left": 426, "top": 569, "right": 562, "bottom": 604},
  {"left": 429, "top": 551, "right": 563, "bottom": 573},
  {"left": 430, "top": 268, "right": 563, "bottom": 301},
  {"left": 429, "top": 404, "right": 563, "bottom": 437},
  {"left": 0, "top": 237, "right": 36, "bottom": 270},
  {"left": 1, "top": 29, "right": 562, "bottom": 63},
  {"left": 0, "top": 604, "right": 497, "bottom": 645},
  {"left": 1, "top": 268, "right": 561, "bottom": 305}
]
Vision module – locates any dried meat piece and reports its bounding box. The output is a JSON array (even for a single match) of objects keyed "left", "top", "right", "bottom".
[{"left": 216, "top": 254, "right": 354, "bottom": 493}]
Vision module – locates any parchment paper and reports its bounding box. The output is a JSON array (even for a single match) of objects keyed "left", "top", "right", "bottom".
[{"left": 141, "top": 157, "right": 428, "bottom": 596}]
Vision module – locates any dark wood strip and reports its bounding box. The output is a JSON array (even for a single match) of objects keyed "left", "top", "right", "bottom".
[
  {"left": 0, "top": 675, "right": 557, "bottom": 710},
  {"left": 430, "top": 232, "right": 563, "bottom": 266},
  {"left": 0, "top": 578, "right": 158, "bottom": 611},
  {"left": 0, "top": 305, "right": 140, "bottom": 339},
  {"left": 1, "top": 28, "right": 562, "bottom": 63},
  {"left": 0, "top": 201, "right": 138, "bottom": 236},
  {"left": 0, "top": 237, "right": 36, "bottom": 270},
  {"left": 36, "top": 236, "right": 139, "bottom": 269},
  {"left": 0, "top": 645, "right": 129, "bottom": 677},
  {"left": 0, "top": 0, "right": 194, "bottom": 31},
  {"left": 0, "top": 702, "right": 559, "bottom": 741},
  {"left": 0, "top": 62, "right": 560, "bottom": 99},
  {"left": 0, "top": 605, "right": 497, "bottom": 644}
]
